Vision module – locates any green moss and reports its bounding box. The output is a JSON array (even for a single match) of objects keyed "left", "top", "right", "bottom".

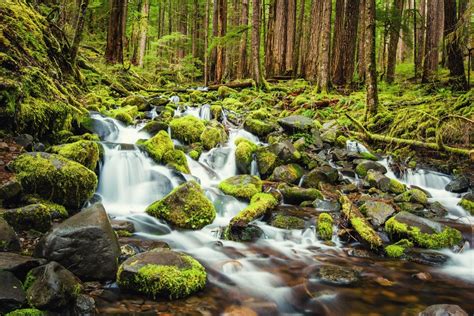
[
  {"left": 394, "top": 189, "right": 428, "bottom": 205},
  {"left": 50, "top": 140, "right": 100, "bottom": 171},
  {"left": 384, "top": 239, "right": 414, "bottom": 258},
  {"left": 10, "top": 153, "right": 98, "bottom": 209},
  {"left": 350, "top": 217, "right": 382, "bottom": 249},
  {"left": 189, "top": 150, "right": 200, "bottom": 160},
  {"left": 116, "top": 230, "right": 133, "bottom": 237},
  {"left": 355, "top": 164, "right": 368, "bottom": 177},
  {"left": 244, "top": 118, "right": 276, "bottom": 137},
  {"left": 235, "top": 139, "right": 258, "bottom": 172},
  {"left": 119, "top": 254, "right": 206, "bottom": 300},
  {"left": 359, "top": 152, "right": 378, "bottom": 161},
  {"left": 335, "top": 135, "right": 348, "bottom": 148},
  {"left": 269, "top": 164, "right": 304, "bottom": 183},
  {"left": 163, "top": 149, "right": 190, "bottom": 174},
  {"left": 230, "top": 193, "right": 278, "bottom": 227},
  {"left": 218, "top": 175, "right": 263, "bottom": 200},
  {"left": 200, "top": 125, "right": 226, "bottom": 150},
  {"left": 210, "top": 104, "right": 222, "bottom": 120},
  {"left": 22, "top": 195, "right": 68, "bottom": 219},
  {"left": 169, "top": 116, "right": 206, "bottom": 144},
  {"left": 317, "top": 213, "right": 334, "bottom": 241},
  {"left": 0, "top": 204, "right": 51, "bottom": 232},
  {"left": 385, "top": 216, "right": 462, "bottom": 249},
  {"left": 108, "top": 105, "right": 139, "bottom": 125},
  {"left": 141, "top": 130, "right": 174, "bottom": 163},
  {"left": 217, "top": 86, "right": 237, "bottom": 98},
  {"left": 389, "top": 178, "right": 406, "bottom": 194},
  {"left": 256, "top": 150, "right": 278, "bottom": 176},
  {"left": 5, "top": 309, "right": 44, "bottom": 316},
  {"left": 23, "top": 271, "right": 36, "bottom": 291},
  {"left": 458, "top": 197, "right": 474, "bottom": 215},
  {"left": 271, "top": 214, "right": 305, "bottom": 229}
]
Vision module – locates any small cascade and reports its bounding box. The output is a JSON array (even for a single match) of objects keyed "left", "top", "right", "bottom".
[
  {"left": 250, "top": 154, "right": 259, "bottom": 177},
  {"left": 169, "top": 95, "right": 180, "bottom": 104},
  {"left": 200, "top": 104, "right": 211, "bottom": 120},
  {"left": 90, "top": 113, "right": 148, "bottom": 144},
  {"left": 346, "top": 139, "right": 370, "bottom": 153},
  {"left": 441, "top": 249, "right": 474, "bottom": 283}
]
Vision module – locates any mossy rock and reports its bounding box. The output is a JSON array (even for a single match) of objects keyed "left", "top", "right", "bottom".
[
  {"left": 140, "top": 120, "right": 168, "bottom": 136},
  {"left": 243, "top": 118, "right": 277, "bottom": 137},
  {"left": 218, "top": 175, "right": 263, "bottom": 200},
  {"left": 108, "top": 105, "right": 139, "bottom": 125},
  {"left": 355, "top": 160, "right": 387, "bottom": 178},
  {"left": 217, "top": 86, "right": 237, "bottom": 98},
  {"left": 49, "top": 140, "right": 100, "bottom": 171},
  {"left": 278, "top": 184, "right": 323, "bottom": 205},
  {"left": 235, "top": 138, "right": 258, "bottom": 174},
  {"left": 122, "top": 95, "right": 149, "bottom": 111},
  {"left": 200, "top": 122, "right": 227, "bottom": 150},
  {"left": 230, "top": 193, "right": 278, "bottom": 227},
  {"left": 169, "top": 116, "right": 206, "bottom": 144},
  {"left": 210, "top": 104, "right": 223, "bottom": 120},
  {"left": 9, "top": 153, "right": 97, "bottom": 209},
  {"left": 117, "top": 249, "right": 206, "bottom": 300},
  {"left": 22, "top": 195, "right": 68, "bottom": 219},
  {"left": 317, "top": 213, "right": 333, "bottom": 241},
  {"left": 0, "top": 204, "right": 52, "bottom": 232},
  {"left": 146, "top": 181, "right": 216, "bottom": 229},
  {"left": 271, "top": 214, "right": 305, "bottom": 229},
  {"left": 5, "top": 309, "right": 44, "bottom": 316},
  {"left": 163, "top": 149, "right": 190, "bottom": 174},
  {"left": 458, "top": 193, "right": 474, "bottom": 215},
  {"left": 255, "top": 148, "right": 278, "bottom": 176},
  {"left": 269, "top": 164, "right": 304, "bottom": 184},
  {"left": 394, "top": 189, "right": 428, "bottom": 205},
  {"left": 384, "top": 239, "right": 413, "bottom": 258},
  {"left": 141, "top": 130, "right": 174, "bottom": 163},
  {"left": 385, "top": 211, "right": 462, "bottom": 249}
]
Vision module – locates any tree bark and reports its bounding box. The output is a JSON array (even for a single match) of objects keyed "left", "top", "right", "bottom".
[
  {"left": 422, "top": 0, "right": 443, "bottom": 83},
  {"left": 204, "top": 0, "right": 210, "bottom": 85},
  {"left": 216, "top": 0, "right": 227, "bottom": 82},
  {"left": 285, "top": 0, "right": 296, "bottom": 74},
  {"left": 70, "top": 0, "right": 89, "bottom": 64},
  {"left": 365, "top": 0, "right": 378, "bottom": 119},
  {"left": 293, "top": 0, "right": 305, "bottom": 77},
  {"left": 105, "top": 0, "right": 128, "bottom": 64},
  {"left": 317, "top": 0, "right": 332, "bottom": 92},
  {"left": 251, "top": 0, "right": 265, "bottom": 88},
  {"left": 304, "top": 0, "right": 323, "bottom": 81},
  {"left": 357, "top": 0, "right": 366, "bottom": 82},
  {"left": 137, "top": 0, "right": 150, "bottom": 67},
  {"left": 332, "top": 0, "right": 345, "bottom": 83},
  {"left": 237, "top": 0, "right": 250, "bottom": 79},
  {"left": 386, "top": 0, "right": 405, "bottom": 83}
]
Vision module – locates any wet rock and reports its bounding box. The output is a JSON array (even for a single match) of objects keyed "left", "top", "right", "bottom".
[
  {"left": 313, "top": 199, "right": 341, "bottom": 212},
  {"left": 278, "top": 184, "right": 323, "bottom": 205},
  {"left": 148, "top": 96, "right": 169, "bottom": 107},
  {"left": 49, "top": 140, "right": 100, "bottom": 171},
  {"left": 312, "top": 265, "right": 360, "bottom": 286},
  {"left": 419, "top": 304, "right": 468, "bottom": 316},
  {"left": 111, "top": 219, "right": 135, "bottom": 234},
  {"left": 122, "top": 95, "right": 149, "bottom": 111},
  {"left": 25, "top": 262, "right": 82, "bottom": 310},
  {"left": 445, "top": 177, "right": 470, "bottom": 193},
  {"left": 117, "top": 249, "right": 206, "bottom": 299},
  {"left": 278, "top": 115, "right": 314, "bottom": 133},
  {"left": 235, "top": 138, "right": 258, "bottom": 174},
  {"left": 320, "top": 121, "right": 339, "bottom": 144},
  {"left": 405, "top": 249, "right": 449, "bottom": 266},
  {"left": 147, "top": 181, "right": 216, "bottom": 229},
  {"left": 270, "top": 214, "right": 305, "bottom": 229},
  {"left": 243, "top": 118, "right": 278, "bottom": 137},
  {"left": 394, "top": 188, "right": 428, "bottom": 205},
  {"left": 458, "top": 193, "right": 474, "bottom": 215},
  {"left": 0, "top": 252, "right": 46, "bottom": 280},
  {"left": 331, "top": 148, "right": 348, "bottom": 161},
  {"left": 301, "top": 165, "right": 339, "bottom": 188},
  {"left": 223, "top": 305, "right": 258, "bottom": 316},
  {"left": 13, "top": 134, "right": 34, "bottom": 150},
  {"left": 218, "top": 175, "right": 262, "bottom": 200},
  {"left": 74, "top": 294, "right": 96, "bottom": 315},
  {"left": 224, "top": 224, "right": 264, "bottom": 242},
  {"left": 1, "top": 204, "right": 52, "bottom": 232},
  {"left": 0, "top": 271, "right": 26, "bottom": 314},
  {"left": 269, "top": 164, "right": 304, "bottom": 184},
  {"left": 34, "top": 203, "right": 121, "bottom": 281},
  {"left": 140, "top": 120, "right": 168, "bottom": 136},
  {"left": 0, "top": 218, "right": 20, "bottom": 252},
  {"left": 397, "top": 202, "right": 425, "bottom": 214},
  {"left": 366, "top": 170, "right": 406, "bottom": 194},
  {"left": 0, "top": 178, "right": 22, "bottom": 201},
  {"left": 360, "top": 201, "right": 395, "bottom": 227},
  {"left": 355, "top": 160, "right": 387, "bottom": 177}
]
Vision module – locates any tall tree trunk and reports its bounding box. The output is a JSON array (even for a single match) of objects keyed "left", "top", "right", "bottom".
[
  {"left": 332, "top": 0, "right": 345, "bottom": 83},
  {"left": 285, "top": 0, "right": 296, "bottom": 74},
  {"left": 137, "top": 0, "right": 150, "bottom": 67},
  {"left": 357, "top": 0, "right": 366, "bottom": 82},
  {"left": 317, "top": 0, "right": 332, "bottom": 92},
  {"left": 215, "top": 0, "right": 227, "bottom": 82},
  {"left": 415, "top": 0, "right": 426, "bottom": 78},
  {"left": 204, "top": 0, "right": 210, "bottom": 85},
  {"left": 130, "top": 1, "right": 142, "bottom": 65},
  {"left": 386, "top": 0, "right": 405, "bottom": 83},
  {"left": 105, "top": 0, "right": 127, "bottom": 64},
  {"left": 422, "top": 0, "right": 443, "bottom": 83},
  {"left": 444, "top": 0, "right": 467, "bottom": 90},
  {"left": 293, "top": 0, "right": 305, "bottom": 77},
  {"left": 304, "top": 0, "right": 323, "bottom": 81},
  {"left": 251, "top": 0, "right": 264, "bottom": 88},
  {"left": 177, "top": 0, "right": 188, "bottom": 59},
  {"left": 365, "top": 0, "right": 378, "bottom": 119},
  {"left": 210, "top": 0, "right": 218, "bottom": 82},
  {"left": 237, "top": 0, "right": 250, "bottom": 79},
  {"left": 70, "top": 0, "right": 89, "bottom": 63}
]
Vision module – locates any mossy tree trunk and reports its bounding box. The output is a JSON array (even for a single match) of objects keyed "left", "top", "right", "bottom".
[
  {"left": 70, "top": 0, "right": 89, "bottom": 64},
  {"left": 385, "top": 0, "right": 404, "bottom": 83},
  {"left": 365, "top": 0, "right": 378, "bottom": 120},
  {"left": 105, "top": 0, "right": 128, "bottom": 64}
]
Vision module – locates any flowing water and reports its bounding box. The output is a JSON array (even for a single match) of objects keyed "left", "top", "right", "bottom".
[{"left": 91, "top": 109, "right": 474, "bottom": 315}]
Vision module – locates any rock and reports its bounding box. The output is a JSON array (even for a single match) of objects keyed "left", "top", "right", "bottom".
[
  {"left": 200, "top": 122, "right": 227, "bottom": 150},
  {"left": 9, "top": 152, "right": 98, "bottom": 209},
  {"left": 229, "top": 193, "right": 278, "bottom": 228},
  {"left": 140, "top": 130, "right": 174, "bottom": 163},
  {"left": 162, "top": 149, "right": 190, "bottom": 174},
  {"left": 34, "top": 203, "right": 121, "bottom": 281},
  {"left": 0, "top": 253, "right": 46, "bottom": 280},
  {"left": 385, "top": 211, "right": 462, "bottom": 249},
  {"left": 269, "top": 164, "right": 304, "bottom": 184},
  {"left": 458, "top": 193, "right": 474, "bottom": 215},
  {"left": 0, "top": 218, "right": 20, "bottom": 252},
  {"left": 122, "top": 95, "right": 149, "bottom": 111},
  {"left": 223, "top": 224, "right": 264, "bottom": 242},
  {"left": 1, "top": 204, "right": 52, "bottom": 232},
  {"left": 25, "top": 262, "right": 82, "bottom": 310},
  {"left": 13, "top": 134, "right": 34, "bottom": 150},
  {"left": 270, "top": 214, "right": 305, "bottom": 229},
  {"left": 146, "top": 181, "right": 216, "bottom": 229},
  {"left": 394, "top": 188, "right": 428, "bottom": 205},
  {"left": 445, "top": 177, "right": 470, "bottom": 193},
  {"left": 111, "top": 220, "right": 135, "bottom": 234},
  {"left": 313, "top": 199, "right": 341, "bottom": 212},
  {"left": 235, "top": 138, "right": 258, "bottom": 174},
  {"left": 310, "top": 128, "right": 324, "bottom": 149},
  {"left": 0, "top": 178, "right": 22, "bottom": 201},
  {"left": 320, "top": 122, "right": 339, "bottom": 144},
  {"left": 169, "top": 116, "right": 206, "bottom": 144},
  {"left": 140, "top": 120, "right": 168, "bottom": 136},
  {"left": 243, "top": 118, "right": 277, "bottom": 137},
  {"left": 405, "top": 248, "right": 449, "bottom": 266},
  {"left": 4, "top": 309, "right": 44, "bottom": 316},
  {"left": 49, "top": 140, "right": 100, "bottom": 171},
  {"left": 419, "top": 304, "right": 468, "bottom": 316},
  {"left": 148, "top": 96, "right": 169, "bottom": 107},
  {"left": 360, "top": 201, "right": 396, "bottom": 227},
  {"left": 301, "top": 165, "right": 339, "bottom": 188},
  {"left": 278, "top": 184, "right": 323, "bottom": 205},
  {"left": 218, "top": 175, "right": 263, "bottom": 200},
  {"left": 277, "top": 115, "right": 314, "bottom": 132},
  {"left": 312, "top": 265, "right": 360, "bottom": 286},
  {"left": 256, "top": 141, "right": 300, "bottom": 177},
  {"left": 317, "top": 213, "right": 333, "bottom": 240},
  {"left": 0, "top": 271, "right": 26, "bottom": 314},
  {"left": 74, "top": 294, "right": 96, "bottom": 315},
  {"left": 366, "top": 170, "right": 406, "bottom": 194},
  {"left": 117, "top": 249, "right": 206, "bottom": 299},
  {"left": 355, "top": 160, "right": 387, "bottom": 177}
]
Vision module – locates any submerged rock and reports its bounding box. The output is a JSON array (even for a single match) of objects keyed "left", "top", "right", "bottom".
[
  {"left": 313, "top": 199, "right": 341, "bottom": 212},
  {"left": 146, "top": 181, "right": 216, "bottom": 229},
  {"left": 312, "top": 265, "right": 360, "bottom": 286},
  {"left": 419, "top": 304, "right": 468, "bottom": 316},
  {"left": 34, "top": 203, "right": 121, "bottom": 281},
  {"left": 0, "top": 271, "right": 26, "bottom": 314},
  {"left": 117, "top": 249, "right": 206, "bottom": 299},
  {"left": 445, "top": 177, "right": 470, "bottom": 193},
  {"left": 9, "top": 152, "right": 97, "bottom": 209},
  {"left": 218, "top": 175, "right": 263, "bottom": 200}
]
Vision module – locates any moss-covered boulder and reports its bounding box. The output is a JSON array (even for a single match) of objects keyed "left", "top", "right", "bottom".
[
  {"left": 385, "top": 211, "right": 462, "bottom": 249},
  {"left": 5, "top": 309, "right": 44, "bottom": 316},
  {"left": 108, "top": 105, "right": 139, "bottom": 125},
  {"left": 235, "top": 138, "right": 258, "bottom": 174},
  {"left": 210, "top": 104, "right": 223, "bottom": 120},
  {"left": 169, "top": 116, "right": 206, "bottom": 144},
  {"left": 277, "top": 115, "right": 314, "bottom": 133},
  {"left": 146, "top": 181, "right": 216, "bottom": 229},
  {"left": 360, "top": 201, "right": 396, "bottom": 227},
  {"left": 122, "top": 95, "right": 149, "bottom": 111},
  {"left": 1, "top": 204, "right": 52, "bottom": 232},
  {"left": 394, "top": 188, "right": 428, "bottom": 205},
  {"left": 217, "top": 86, "right": 237, "bottom": 98},
  {"left": 22, "top": 195, "right": 68, "bottom": 219},
  {"left": 271, "top": 214, "right": 305, "bottom": 229},
  {"left": 243, "top": 118, "right": 277, "bottom": 137},
  {"left": 229, "top": 193, "right": 278, "bottom": 228},
  {"left": 117, "top": 249, "right": 206, "bottom": 299},
  {"left": 278, "top": 184, "right": 323, "bottom": 205},
  {"left": 140, "top": 120, "right": 168, "bottom": 136},
  {"left": 269, "top": 164, "right": 304, "bottom": 184},
  {"left": 141, "top": 130, "right": 174, "bottom": 163},
  {"left": 9, "top": 153, "right": 97, "bottom": 209},
  {"left": 200, "top": 122, "right": 227, "bottom": 150},
  {"left": 355, "top": 160, "right": 387, "bottom": 178},
  {"left": 458, "top": 193, "right": 474, "bottom": 215},
  {"left": 163, "top": 149, "right": 190, "bottom": 174},
  {"left": 218, "top": 175, "right": 262, "bottom": 200},
  {"left": 49, "top": 140, "right": 100, "bottom": 171},
  {"left": 301, "top": 165, "right": 339, "bottom": 188},
  {"left": 255, "top": 141, "right": 300, "bottom": 177},
  {"left": 317, "top": 213, "right": 333, "bottom": 241},
  {"left": 366, "top": 170, "right": 406, "bottom": 194}
]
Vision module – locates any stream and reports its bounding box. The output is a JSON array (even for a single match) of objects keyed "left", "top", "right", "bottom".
[{"left": 88, "top": 104, "right": 474, "bottom": 315}]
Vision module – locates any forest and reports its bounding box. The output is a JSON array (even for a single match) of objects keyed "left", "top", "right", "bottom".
[{"left": 0, "top": 0, "right": 473, "bottom": 315}]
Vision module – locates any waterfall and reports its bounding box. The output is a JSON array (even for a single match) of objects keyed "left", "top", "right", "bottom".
[{"left": 200, "top": 104, "right": 211, "bottom": 120}]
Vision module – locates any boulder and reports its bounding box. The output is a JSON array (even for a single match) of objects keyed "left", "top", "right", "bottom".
[
  {"left": 200, "top": 121, "right": 227, "bottom": 150},
  {"left": 34, "top": 203, "right": 121, "bottom": 281},
  {"left": 278, "top": 184, "right": 323, "bottom": 205},
  {"left": 0, "top": 179, "right": 22, "bottom": 201},
  {"left": 366, "top": 170, "right": 406, "bottom": 194},
  {"left": 419, "top": 304, "right": 468, "bottom": 316},
  {"left": 317, "top": 213, "right": 333, "bottom": 240},
  {"left": 243, "top": 118, "right": 277, "bottom": 137},
  {"left": 256, "top": 141, "right": 300, "bottom": 177},
  {"left": 1, "top": 204, "right": 52, "bottom": 232},
  {"left": 269, "top": 164, "right": 304, "bottom": 184},
  {"left": 140, "top": 120, "right": 168, "bottom": 136},
  {"left": 270, "top": 214, "right": 305, "bottom": 229},
  {"left": 223, "top": 224, "right": 264, "bottom": 242},
  {"left": 0, "top": 271, "right": 26, "bottom": 314},
  {"left": 458, "top": 193, "right": 474, "bottom": 215},
  {"left": 360, "top": 201, "right": 396, "bottom": 227},
  {"left": 146, "top": 181, "right": 216, "bottom": 229},
  {"left": 122, "top": 95, "right": 149, "bottom": 111},
  {"left": 49, "top": 140, "right": 100, "bottom": 171},
  {"left": 117, "top": 249, "right": 206, "bottom": 299},
  {"left": 169, "top": 116, "right": 206, "bottom": 144},
  {"left": 218, "top": 175, "right": 263, "bottom": 200},
  {"left": 9, "top": 152, "right": 98, "bottom": 209},
  {"left": 235, "top": 138, "right": 258, "bottom": 174},
  {"left": 445, "top": 177, "right": 470, "bottom": 193},
  {"left": 74, "top": 294, "right": 96, "bottom": 315},
  {"left": 229, "top": 193, "right": 278, "bottom": 228},
  {"left": 394, "top": 188, "right": 428, "bottom": 205},
  {"left": 140, "top": 130, "right": 174, "bottom": 163},
  {"left": 277, "top": 115, "right": 314, "bottom": 133},
  {"left": 25, "top": 262, "right": 82, "bottom": 310},
  {"left": 301, "top": 165, "right": 339, "bottom": 188},
  {"left": 0, "top": 218, "right": 20, "bottom": 252},
  {"left": 0, "top": 253, "right": 46, "bottom": 280},
  {"left": 355, "top": 160, "right": 387, "bottom": 177}
]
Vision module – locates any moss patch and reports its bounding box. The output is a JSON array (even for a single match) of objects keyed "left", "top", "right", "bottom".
[
  {"left": 163, "top": 149, "right": 190, "bottom": 174},
  {"left": 384, "top": 239, "right": 413, "bottom": 258},
  {"left": 230, "top": 193, "right": 278, "bottom": 227},
  {"left": 169, "top": 116, "right": 206, "bottom": 144},
  {"left": 141, "top": 130, "right": 174, "bottom": 163},
  {"left": 271, "top": 214, "right": 305, "bottom": 229},
  {"left": 317, "top": 213, "right": 333, "bottom": 241},
  {"left": 49, "top": 140, "right": 100, "bottom": 171},
  {"left": 5, "top": 309, "right": 44, "bottom": 316},
  {"left": 218, "top": 175, "right": 263, "bottom": 200}
]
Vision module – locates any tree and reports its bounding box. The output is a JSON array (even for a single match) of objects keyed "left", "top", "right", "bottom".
[
  {"left": 317, "top": 0, "right": 332, "bottom": 92},
  {"left": 304, "top": 0, "right": 323, "bottom": 81},
  {"left": 237, "top": 0, "right": 250, "bottom": 79},
  {"left": 386, "top": 0, "right": 404, "bottom": 83},
  {"left": 137, "top": 0, "right": 150, "bottom": 67},
  {"left": 365, "top": 0, "right": 378, "bottom": 119},
  {"left": 105, "top": 0, "right": 128, "bottom": 64},
  {"left": 70, "top": 0, "right": 89, "bottom": 64},
  {"left": 215, "top": 0, "right": 227, "bottom": 82},
  {"left": 251, "top": 0, "right": 265, "bottom": 89},
  {"left": 422, "top": 0, "right": 443, "bottom": 83},
  {"left": 357, "top": 0, "right": 366, "bottom": 82}
]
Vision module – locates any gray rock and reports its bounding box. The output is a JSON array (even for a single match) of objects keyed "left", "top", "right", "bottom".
[
  {"left": 301, "top": 165, "right": 339, "bottom": 188},
  {"left": 111, "top": 219, "right": 135, "bottom": 234},
  {"left": 74, "top": 294, "right": 96, "bottom": 315},
  {"left": 419, "top": 304, "right": 467, "bottom": 316},
  {"left": 360, "top": 201, "right": 395, "bottom": 227},
  {"left": 445, "top": 177, "right": 470, "bottom": 193},
  {"left": 0, "top": 178, "right": 22, "bottom": 201},
  {"left": 355, "top": 160, "right": 387, "bottom": 177},
  {"left": 34, "top": 203, "right": 121, "bottom": 281},
  {"left": 313, "top": 199, "right": 341, "bottom": 212},
  {"left": 278, "top": 184, "right": 323, "bottom": 205},
  {"left": 405, "top": 249, "right": 449, "bottom": 266},
  {"left": 278, "top": 115, "right": 314, "bottom": 132},
  {"left": 224, "top": 224, "right": 264, "bottom": 242},
  {"left": 13, "top": 134, "right": 34, "bottom": 150},
  {"left": 0, "top": 270, "right": 26, "bottom": 314},
  {"left": 0, "top": 252, "right": 46, "bottom": 280},
  {"left": 269, "top": 164, "right": 304, "bottom": 184},
  {"left": 1, "top": 204, "right": 52, "bottom": 232},
  {"left": 0, "top": 218, "right": 20, "bottom": 252},
  {"left": 26, "top": 262, "right": 82, "bottom": 310}
]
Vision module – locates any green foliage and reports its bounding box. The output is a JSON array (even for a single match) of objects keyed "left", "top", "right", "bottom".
[{"left": 317, "top": 213, "right": 334, "bottom": 241}]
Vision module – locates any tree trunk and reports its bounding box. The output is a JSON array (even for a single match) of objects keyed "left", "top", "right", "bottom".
[
  {"left": 285, "top": 0, "right": 296, "bottom": 74},
  {"left": 365, "top": 0, "right": 378, "bottom": 119},
  {"left": 304, "top": 0, "right": 323, "bottom": 81},
  {"left": 204, "top": 0, "right": 210, "bottom": 85},
  {"left": 237, "top": 0, "right": 250, "bottom": 79},
  {"left": 357, "top": 0, "right": 366, "bottom": 82},
  {"left": 105, "top": 0, "right": 128, "bottom": 64},
  {"left": 422, "top": 0, "right": 443, "bottom": 83},
  {"left": 251, "top": 0, "right": 265, "bottom": 88},
  {"left": 443, "top": 0, "right": 468, "bottom": 90},
  {"left": 137, "top": 0, "right": 150, "bottom": 67},
  {"left": 216, "top": 0, "right": 227, "bottom": 82},
  {"left": 415, "top": 0, "right": 426, "bottom": 78},
  {"left": 317, "top": 0, "right": 332, "bottom": 92},
  {"left": 293, "top": 0, "right": 305, "bottom": 77},
  {"left": 386, "top": 0, "right": 404, "bottom": 83},
  {"left": 332, "top": 0, "right": 345, "bottom": 83},
  {"left": 177, "top": 0, "right": 188, "bottom": 59},
  {"left": 70, "top": 0, "right": 89, "bottom": 64}
]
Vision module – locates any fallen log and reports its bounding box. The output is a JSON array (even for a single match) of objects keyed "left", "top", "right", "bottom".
[
  {"left": 346, "top": 114, "right": 474, "bottom": 160},
  {"left": 207, "top": 81, "right": 254, "bottom": 91},
  {"left": 302, "top": 99, "right": 339, "bottom": 109},
  {"left": 229, "top": 193, "right": 278, "bottom": 228}
]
